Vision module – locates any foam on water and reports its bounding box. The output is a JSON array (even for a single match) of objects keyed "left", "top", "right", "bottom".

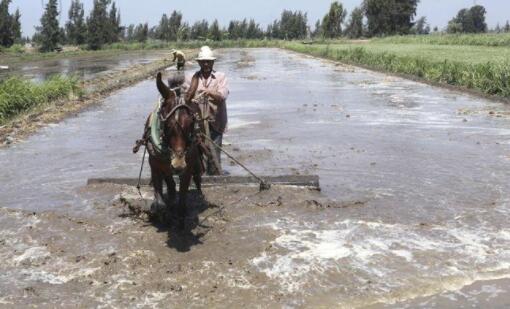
[
  {"left": 0, "top": 297, "right": 14, "bottom": 305},
  {"left": 252, "top": 215, "right": 510, "bottom": 306},
  {"left": 228, "top": 100, "right": 266, "bottom": 111},
  {"left": 135, "top": 292, "right": 172, "bottom": 308},
  {"left": 13, "top": 246, "right": 51, "bottom": 266},
  {"left": 228, "top": 119, "right": 261, "bottom": 129}
]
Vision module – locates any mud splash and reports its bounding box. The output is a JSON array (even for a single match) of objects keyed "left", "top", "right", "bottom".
[{"left": 0, "top": 184, "right": 340, "bottom": 308}]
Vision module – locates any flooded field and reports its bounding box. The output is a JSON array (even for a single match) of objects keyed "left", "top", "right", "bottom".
[
  {"left": 0, "top": 50, "right": 170, "bottom": 82},
  {"left": 1, "top": 48, "right": 510, "bottom": 307}
]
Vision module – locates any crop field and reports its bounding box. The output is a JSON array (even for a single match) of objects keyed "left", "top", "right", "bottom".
[
  {"left": 313, "top": 42, "right": 510, "bottom": 65},
  {"left": 0, "top": 76, "right": 80, "bottom": 124},
  {"left": 373, "top": 33, "right": 510, "bottom": 47},
  {"left": 1, "top": 33, "right": 509, "bottom": 125},
  {"left": 282, "top": 36, "right": 510, "bottom": 98}
]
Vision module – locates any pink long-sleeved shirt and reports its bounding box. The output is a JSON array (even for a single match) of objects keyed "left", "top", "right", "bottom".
[{"left": 183, "top": 71, "right": 229, "bottom": 133}]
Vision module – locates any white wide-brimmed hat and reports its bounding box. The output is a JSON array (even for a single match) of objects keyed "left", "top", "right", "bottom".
[{"left": 195, "top": 46, "right": 216, "bottom": 61}]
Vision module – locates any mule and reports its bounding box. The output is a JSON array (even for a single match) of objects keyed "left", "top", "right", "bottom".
[{"left": 144, "top": 72, "right": 203, "bottom": 227}]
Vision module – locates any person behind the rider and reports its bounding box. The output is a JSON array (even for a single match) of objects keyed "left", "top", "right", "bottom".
[
  {"left": 171, "top": 49, "right": 186, "bottom": 71},
  {"left": 184, "top": 46, "right": 229, "bottom": 175}
]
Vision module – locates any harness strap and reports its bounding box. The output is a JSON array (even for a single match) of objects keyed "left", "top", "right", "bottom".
[
  {"left": 149, "top": 101, "right": 202, "bottom": 161},
  {"left": 160, "top": 103, "right": 195, "bottom": 122}
]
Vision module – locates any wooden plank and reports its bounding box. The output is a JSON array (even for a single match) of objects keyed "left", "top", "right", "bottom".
[{"left": 87, "top": 175, "right": 320, "bottom": 189}]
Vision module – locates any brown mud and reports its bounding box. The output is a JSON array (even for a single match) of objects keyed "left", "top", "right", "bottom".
[{"left": 0, "top": 183, "right": 348, "bottom": 308}]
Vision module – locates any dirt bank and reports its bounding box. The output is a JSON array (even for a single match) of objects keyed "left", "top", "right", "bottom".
[{"left": 0, "top": 50, "right": 195, "bottom": 147}]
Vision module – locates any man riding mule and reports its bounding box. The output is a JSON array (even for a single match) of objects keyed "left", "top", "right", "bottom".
[
  {"left": 131, "top": 46, "right": 228, "bottom": 225},
  {"left": 133, "top": 72, "right": 205, "bottom": 228},
  {"left": 184, "top": 46, "right": 229, "bottom": 175}
]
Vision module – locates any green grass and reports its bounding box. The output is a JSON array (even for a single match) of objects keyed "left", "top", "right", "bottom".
[
  {"left": 0, "top": 44, "right": 25, "bottom": 54},
  {"left": 0, "top": 75, "right": 82, "bottom": 124},
  {"left": 373, "top": 33, "right": 510, "bottom": 47},
  {"left": 312, "top": 42, "right": 510, "bottom": 65},
  {"left": 102, "top": 39, "right": 282, "bottom": 50},
  {"left": 282, "top": 42, "right": 510, "bottom": 98}
]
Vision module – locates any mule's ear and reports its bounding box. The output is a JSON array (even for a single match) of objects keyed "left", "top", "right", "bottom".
[{"left": 157, "top": 72, "right": 171, "bottom": 99}]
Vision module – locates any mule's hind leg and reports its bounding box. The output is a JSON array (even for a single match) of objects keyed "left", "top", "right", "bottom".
[
  {"left": 193, "top": 174, "right": 202, "bottom": 195},
  {"left": 164, "top": 175, "right": 177, "bottom": 205}
]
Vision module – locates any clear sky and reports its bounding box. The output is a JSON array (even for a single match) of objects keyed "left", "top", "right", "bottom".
[{"left": 11, "top": 0, "right": 510, "bottom": 37}]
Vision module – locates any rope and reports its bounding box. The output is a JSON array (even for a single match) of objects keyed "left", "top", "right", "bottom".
[
  {"left": 136, "top": 146, "right": 148, "bottom": 207},
  {"left": 200, "top": 133, "right": 271, "bottom": 191},
  {"left": 191, "top": 93, "right": 270, "bottom": 190}
]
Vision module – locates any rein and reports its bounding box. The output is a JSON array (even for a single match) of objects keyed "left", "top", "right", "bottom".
[{"left": 153, "top": 103, "right": 200, "bottom": 160}]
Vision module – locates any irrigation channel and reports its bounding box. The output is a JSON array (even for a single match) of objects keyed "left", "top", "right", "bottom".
[{"left": 1, "top": 48, "right": 510, "bottom": 307}]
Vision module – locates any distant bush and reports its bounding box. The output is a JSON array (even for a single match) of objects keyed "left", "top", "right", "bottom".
[
  {"left": 0, "top": 75, "right": 81, "bottom": 123},
  {"left": 0, "top": 44, "right": 25, "bottom": 54},
  {"left": 8, "top": 44, "right": 25, "bottom": 53}
]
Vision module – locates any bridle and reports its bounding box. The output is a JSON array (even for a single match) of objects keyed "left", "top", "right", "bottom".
[
  {"left": 159, "top": 100, "right": 195, "bottom": 122},
  {"left": 159, "top": 103, "right": 199, "bottom": 157}
]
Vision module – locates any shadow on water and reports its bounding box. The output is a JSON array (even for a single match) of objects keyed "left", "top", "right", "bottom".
[{"left": 149, "top": 190, "right": 215, "bottom": 252}]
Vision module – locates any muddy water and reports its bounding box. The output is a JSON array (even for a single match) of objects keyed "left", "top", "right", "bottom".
[
  {"left": 1, "top": 48, "right": 510, "bottom": 307},
  {"left": 0, "top": 50, "right": 170, "bottom": 82}
]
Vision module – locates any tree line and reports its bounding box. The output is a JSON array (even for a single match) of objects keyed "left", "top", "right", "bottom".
[
  {"left": 1, "top": 0, "right": 509, "bottom": 52},
  {"left": 31, "top": 0, "right": 122, "bottom": 52},
  {"left": 0, "top": 0, "right": 21, "bottom": 47}
]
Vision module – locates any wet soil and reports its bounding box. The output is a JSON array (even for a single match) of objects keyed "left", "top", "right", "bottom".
[
  {"left": 0, "top": 50, "right": 170, "bottom": 82},
  {"left": 1, "top": 48, "right": 510, "bottom": 307},
  {"left": 0, "top": 184, "right": 337, "bottom": 308}
]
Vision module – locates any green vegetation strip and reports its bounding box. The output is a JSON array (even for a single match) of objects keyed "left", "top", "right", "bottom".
[
  {"left": 101, "top": 40, "right": 282, "bottom": 50},
  {"left": 373, "top": 33, "right": 510, "bottom": 47},
  {"left": 0, "top": 76, "right": 81, "bottom": 124},
  {"left": 282, "top": 42, "right": 510, "bottom": 98}
]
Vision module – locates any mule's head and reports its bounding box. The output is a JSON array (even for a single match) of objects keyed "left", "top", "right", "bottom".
[{"left": 157, "top": 72, "right": 194, "bottom": 173}]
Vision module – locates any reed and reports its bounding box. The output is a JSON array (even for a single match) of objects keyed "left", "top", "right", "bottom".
[
  {"left": 373, "top": 33, "right": 510, "bottom": 47},
  {"left": 0, "top": 75, "right": 81, "bottom": 123}
]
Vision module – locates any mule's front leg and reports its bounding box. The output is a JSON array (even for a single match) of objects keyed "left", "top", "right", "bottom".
[
  {"left": 151, "top": 168, "right": 166, "bottom": 209},
  {"left": 164, "top": 175, "right": 177, "bottom": 205},
  {"left": 193, "top": 174, "right": 202, "bottom": 195},
  {"left": 192, "top": 148, "right": 203, "bottom": 195},
  {"left": 177, "top": 172, "right": 192, "bottom": 227}
]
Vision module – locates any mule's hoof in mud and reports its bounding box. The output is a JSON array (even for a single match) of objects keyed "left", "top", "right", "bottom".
[
  {"left": 163, "top": 193, "right": 176, "bottom": 206},
  {"left": 150, "top": 200, "right": 167, "bottom": 215},
  {"left": 178, "top": 218, "right": 186, "bottom": 230}
]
